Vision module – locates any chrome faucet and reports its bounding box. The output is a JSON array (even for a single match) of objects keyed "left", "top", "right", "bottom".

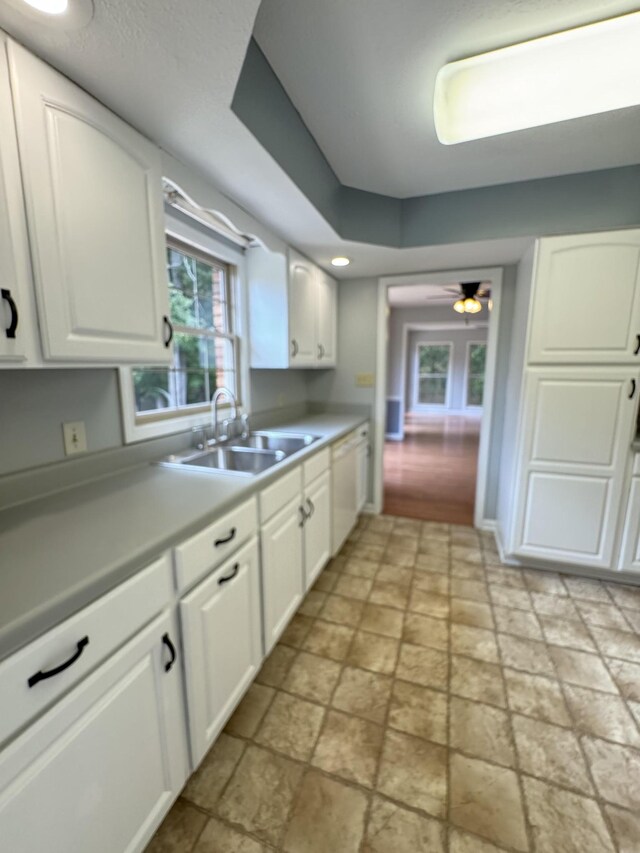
[{"left": 211, "top": 386, "right": 238, "bottom": 441}]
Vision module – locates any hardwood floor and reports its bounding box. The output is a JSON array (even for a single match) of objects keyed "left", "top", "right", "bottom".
[{"left": 383, "top": 413, "right": 480, "bottom": 525}]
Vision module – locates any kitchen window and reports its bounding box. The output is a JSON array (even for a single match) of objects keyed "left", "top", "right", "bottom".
[
  {"left": 120, "top": 221, "right": 245, "bottom": 443},
  {"left": 415, "top": 343, "right": 451, "bottom": 407},
  {"left": 466, "top": 341, "right": 487, "bottom": 407}
]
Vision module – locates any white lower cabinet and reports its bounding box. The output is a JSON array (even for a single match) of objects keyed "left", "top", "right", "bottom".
[
  {"left": 261, "top": 496, "right": 304, "bottom": 654},
  {"left": 0, "top": 610, "right": 188, "bottom": 853},
  {"left": 618, "top": 477, "right": 640, "bottom": 572},
  {"left": 180, "top": 537, "right": 262, "bottom": 768},
  {"left": 303, "top": 470, "right": 332, "bottom": 590}
]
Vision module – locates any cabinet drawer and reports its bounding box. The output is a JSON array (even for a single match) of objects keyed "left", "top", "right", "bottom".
[
  {"left": 0, "top": 553, "right": 172, "bottom": 747},
  {"left": 304, "top": 447, "right": 330, "bottom": 486},
  {"left": 173, "top": 497, "right": 258, "bottom": 593},
  {"left": 259, "top": 466, "right": 302, "bottom": 523}
]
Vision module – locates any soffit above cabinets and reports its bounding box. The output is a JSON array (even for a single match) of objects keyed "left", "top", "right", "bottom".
[{"left": 254, "top": 0, "right": 640, "bottom": 198}]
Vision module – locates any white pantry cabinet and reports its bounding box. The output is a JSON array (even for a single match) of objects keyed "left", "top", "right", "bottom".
[
  {"left": 7, "top": 40, "right": 171, "bottom": 364},
  {"left": 0, "top": 610, "right": 188, "bottom": 853},
  {"left": 247, "top": 245, "right": 337, "bottom": 368},
  {"left": 0, "top": 36, "right": 38, "bottom": 365},
  {"left": 180, "top": 537, "right": 262, "bottom": 768},
  {"left": 528, "top": 230, "right": 640, "bottom": 365},
  {"left": 507, "top": 367, "right": 639, "bottom": 568}
]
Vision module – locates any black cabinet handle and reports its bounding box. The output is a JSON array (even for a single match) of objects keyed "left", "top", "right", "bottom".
[
  {"left": 1, "top": 289, "right": 18, "bottom": 339},
  {"left": 306, "top": 498, "right": 315, "bottom": 518},
  {"left": 214, "top": 527, "right": 236, "bottom": 547},
  {"left": 163, "top": 315, "right": 174, "bottom": 348},
  {"left": 299, "top": 505, "right": 307, "bottom": 527},
  {"left": 28, "top": 637, "right": 89, "bottom": 688},
  {"left": 635, "top": 335, "right": 640, "bottom": 356},
  {"left": 291, "top": 339, "right": 299, "bottom": 357},
  {"left": 162, "top": 632, "right": 177, "bottom": 673},
  {"left": 318, "top": 343, "right": 325, "bottom": 359},
  {"left": 630, "top": 379, "right": 637, "bottom": 399},
  {"left": 218, "top": 562, "right": 240, "bottom": 585}
]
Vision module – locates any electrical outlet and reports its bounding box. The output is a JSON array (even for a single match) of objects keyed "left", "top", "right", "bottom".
[
  {"left": 356, "top": 373, "right": 374, "bottom": 387},
  {"left": 62, "top": 421, "right": 87, "bottom": 456}
]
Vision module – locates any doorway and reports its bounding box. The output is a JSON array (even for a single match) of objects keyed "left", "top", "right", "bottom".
[{"left": 373, "top": 267, "right": 503, "bottom": 528}]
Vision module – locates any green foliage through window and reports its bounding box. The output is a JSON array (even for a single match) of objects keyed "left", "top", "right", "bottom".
[
  {"left": 417, "top": 344, "right": 451, "bottom": 406},
  {"left": 132, "top": 241, "right": 237, "bottom": 417},
  {"left": 467, "top": 343, "right": 486, "bottom": 407}
]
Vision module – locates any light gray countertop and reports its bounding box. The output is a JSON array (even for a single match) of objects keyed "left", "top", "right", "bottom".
[{"left": 0, "top": 413, "right": 367, "bottom": 661}]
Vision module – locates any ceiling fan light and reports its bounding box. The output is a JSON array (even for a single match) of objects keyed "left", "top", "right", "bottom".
[
  {"left": 433, "top": 10, "right": 640, "bottom": 144},
  {"left": 464, "top": 297, "right": 482, "bottom": 314},
  {"left": 453, "top": 298, "right": 466, "bottom": 313}
]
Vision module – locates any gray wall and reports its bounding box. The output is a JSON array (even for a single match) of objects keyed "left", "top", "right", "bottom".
[
  {"left": 406, "top": 326, "right": 488, "bottom": 412},
  {"left": 386, "top": 304, "right": 488, "bottom": 411}
]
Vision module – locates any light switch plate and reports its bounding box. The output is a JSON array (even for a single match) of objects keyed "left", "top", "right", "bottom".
[
  {"left": 356, "top": 373, "right": 374, "bottom": 387},
  {"left": 62, "top": 421, "right": 87, "bottom": 456}
]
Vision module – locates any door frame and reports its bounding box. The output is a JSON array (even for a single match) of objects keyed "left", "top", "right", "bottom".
[{"left": 373, "top": 266, "right": 503, "bottom": 529}]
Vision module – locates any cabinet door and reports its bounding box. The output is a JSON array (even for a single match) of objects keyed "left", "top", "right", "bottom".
[
  {"left": 180, "top": 538, "right": 263, "bottom": 768},
  {"left": 288, "top": 250, "right": 317, "bottom": 366},
  {"left": 0, "top": 38, "right": 36, "bottom": 364},
  {"left": 0, "top": 611, "right": 188, "bottom": 853},
  {"left": 303, "top": 471, "right": 332, "bottom": 590},
  {"left": 510, "top": 367, "right": 639, "bottom": 568},
  {"left": 8, "top": 41, "right": 170, "bottom": 363},
  {"left": 618, "top": 477, "right": 640, "bottom": 572},
  {"left": 528, "top": 230, "right": 640, "bottom": 365},
  {"left": 316, "top": 268, "right": 337, "bottom": 366},
  {"left": 261, "top": 496, "right": 304, "bottom": 653},
  {"left": 356, "top": 440, "right": 368, "bottom": 513}
]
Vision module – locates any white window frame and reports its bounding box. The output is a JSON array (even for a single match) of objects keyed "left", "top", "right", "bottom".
[
  {"left": 119, "top": 211, "right": 250, "bottom": 444},
  {"left": 464, "top": 340, "right": 488, "bottom": 410},
  {"left": 412, "top": 341, "right": 453, "bottom": 410}
]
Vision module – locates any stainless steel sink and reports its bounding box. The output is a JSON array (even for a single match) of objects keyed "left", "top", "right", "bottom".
[
  {"left": 228, "top": 431, "right": 319, "bottom": 455},
  {"left": 162, "top": 446, "right": 285, "bottom": 475}
]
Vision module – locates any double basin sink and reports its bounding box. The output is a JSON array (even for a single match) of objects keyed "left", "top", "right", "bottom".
[{"left": 161, "top": 431, "right": 319, "bottom": 476}]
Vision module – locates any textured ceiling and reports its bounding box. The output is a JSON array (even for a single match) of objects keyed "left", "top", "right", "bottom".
[{"left": 255, "top": 0, "right": 640, "bottom": 197}]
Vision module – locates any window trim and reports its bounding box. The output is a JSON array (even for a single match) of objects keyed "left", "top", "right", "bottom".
[
  {"left": 119, "top": 215, "right": 250, "bottom": 444},
  {"left": 412, "top": 341, "right": 453, "bottom": 410},
  {"left": 464, "top": 340, "right": 487, "bottom": 410}
]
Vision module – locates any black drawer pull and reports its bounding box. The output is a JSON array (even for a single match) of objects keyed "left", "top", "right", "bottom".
[
  {"left": 214, "top": 527, "right": 237, "bottom": 547},
  {"left": 630, "top": 379, "right": 637, "bottom": 399},
  {"left": 28, "top": 637, "right": 89, "bottom": 688},
  {"left": 163, "top": 315, "right": 174, "bottom": 348},
  {"left": 218, "top": 563, "right": 240, "bottom": 585},
  {"left": 635, "top": 334, "right": 640, "bottom": 356},
  {"left": 305, "top": 498, "right": 315, "bottom": 518},
  {"left": 162, "top": 633, "right": 177, "bottom": 673},
  {"left": 1, "top": 289, "right": 18, "bottom": 339}
]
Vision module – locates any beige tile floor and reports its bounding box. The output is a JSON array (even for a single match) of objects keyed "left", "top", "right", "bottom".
[{"left": 146, "top": 515, "right": 640, "bottom": 853}]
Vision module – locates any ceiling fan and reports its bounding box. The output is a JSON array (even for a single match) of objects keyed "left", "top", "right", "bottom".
[{"left": 443, "top": 281, "right": 491, "bottom": 315}]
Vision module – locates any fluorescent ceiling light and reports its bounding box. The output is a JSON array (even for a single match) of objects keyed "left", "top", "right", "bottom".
[
  {"left": 331, "top": 257, "right": 350, "bottom": 267},
  {"left": 434, "top": 11, "right": 640, "bottom": 144},
  {"left": 23, "top": 0, "right": 68, "bottom": 13}
]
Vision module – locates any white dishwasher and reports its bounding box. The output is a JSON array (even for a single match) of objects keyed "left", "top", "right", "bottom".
[{"left": 332, "top": 430, "right": 359, "bottom": 554}]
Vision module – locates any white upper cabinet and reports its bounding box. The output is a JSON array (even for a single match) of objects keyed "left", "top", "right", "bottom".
[
  {"left": 247, "top": 245, "right": 337, "bottom": 369},
  {"left": 528, "top": 230, "right": 640, "bottom": 365},
  {"left": 0, "top": 37, "right": 38, "bottom": 365},
  {"left": 509, "top": 366, "right": 639, "bottom": 568},
  {"left": 8, "top": 40, "right": 171, "bottom": 363},
  {"left": 316, "top": 267, "right": 337, "bottom": 366},
  {"left": 289, "top": 249, "right": 318, "bottom": 366}
]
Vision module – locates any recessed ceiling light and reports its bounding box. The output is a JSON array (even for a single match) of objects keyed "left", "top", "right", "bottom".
[
  {"left": 434, "top": 11, "right": 640, "bottom": 144},
  {"left": 331, "top": 257, "right": 350, "bottom": 267},
  {"left": 23, "top": 0, "right": 68, "bottom": 13}
]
